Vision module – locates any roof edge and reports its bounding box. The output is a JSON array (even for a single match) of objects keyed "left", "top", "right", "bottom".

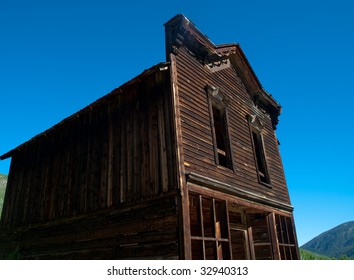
[{"left": 0, "top": 62, "right": 170, "bottom": 160}]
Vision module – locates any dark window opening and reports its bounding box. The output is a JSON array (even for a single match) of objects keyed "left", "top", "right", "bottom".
[
  {"left": 212, "top": 105, "right": 232, "bottom": 169},
  {"left": 251, "top": 131, "right": 270, "bottom": 185}
]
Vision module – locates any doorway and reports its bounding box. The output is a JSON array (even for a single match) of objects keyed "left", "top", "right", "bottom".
[{"left": 230, "top": 227, "right": 251, "bottom": 259}]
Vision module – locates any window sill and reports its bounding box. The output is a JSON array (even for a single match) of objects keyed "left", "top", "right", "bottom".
[
  {"left": 258, "top": 180, "right": 272, "bottom": 188},
  {"left": 216, "top": 164, "right": 235, "bottom": 173}
]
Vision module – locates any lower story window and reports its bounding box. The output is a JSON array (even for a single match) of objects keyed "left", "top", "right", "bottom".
[
  {"left": 189, "top": 193, "right": 231, "bottom": 260},
  {"left": 275, "top": 214, "right": 298, "bottom": 260}
]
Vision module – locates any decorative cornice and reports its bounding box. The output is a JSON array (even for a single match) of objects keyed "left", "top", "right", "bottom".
[{"left": 205, "top": 58, "right": 231, "bottom": 73}]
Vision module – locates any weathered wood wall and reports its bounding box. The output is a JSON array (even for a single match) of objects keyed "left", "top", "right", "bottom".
[
  {"left": 0, "top": 66, "right": 177, "bottom": 229},
  {"left": 174, "top": 47, "right": 290, "bottom": 204},
  {"left": 0, "top": 195, "right": 180, "bottom": 259}
]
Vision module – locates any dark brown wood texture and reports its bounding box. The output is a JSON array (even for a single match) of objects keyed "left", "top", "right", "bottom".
[
  {"left": 0, "top": 67, "right": 177, "bottom": 228},
  {"left": 0, "top": 195, "right": 179, "bottom": 259},
  {"left": 175, "top": 47, "right": 290, "bottom": 205}
]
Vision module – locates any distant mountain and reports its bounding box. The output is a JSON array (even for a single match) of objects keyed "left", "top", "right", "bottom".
[
  {"left": 301, "top": 221, "right": 354, "bottom": 259},
  {"left": 0, "top": 174, "right": 8, "bottom": 214}
]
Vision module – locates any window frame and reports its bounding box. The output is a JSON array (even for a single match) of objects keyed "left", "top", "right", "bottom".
[
  {"left": 247, "top": 115, "right": 271, "bottom": 187},
  {"left": 189, "top": 192, "right": 232, "bottom": 260},
  {"left": 275, "top": 214, "right": 298, "bottom": 260},
  {"left": 206, "top": 85, "right": 234, "bottom": 171}
]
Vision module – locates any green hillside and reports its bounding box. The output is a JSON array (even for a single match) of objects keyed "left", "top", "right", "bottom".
[
  {"left": 299, "top": 248, "right": 334, "bottom": 260},
  {"left": 301, "top": 221, "right": 354, "bottom": 259},
  {"left": 0, "top": 174, "right": 7, "bottom": 215}
]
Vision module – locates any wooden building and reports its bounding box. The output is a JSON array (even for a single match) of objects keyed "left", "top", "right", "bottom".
[{"left": 0, "top": 14, "right": 299, "bottom": 260}]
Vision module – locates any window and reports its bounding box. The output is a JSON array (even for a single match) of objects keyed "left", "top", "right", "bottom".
[
  {"left": 247, "top": 115, "right": 270, "bottom": 185},
  {"left": 189, "top": 193, "right": 231, "bottom": 260},
  {"left": 275, "top": 214, "right": 298, "bottom": 260},
  {"left": 212, "top": 105, "right": 231, "bottom": 168},
  {"left": 251, "top": 130, "right": 270, "bottom": 184},
  {"left": 206, "top": 85, "right": 233, "bottom": 169}
]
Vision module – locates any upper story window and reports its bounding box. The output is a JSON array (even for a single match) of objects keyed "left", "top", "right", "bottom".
[
  {"left": 247, "top": 115, "right": 271, "bottom": 186},
  {"left": 206, "top": 85, "right": 233, "bottom": 170}
]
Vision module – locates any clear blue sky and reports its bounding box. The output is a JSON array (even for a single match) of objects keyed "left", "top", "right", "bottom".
[{"left": 1, "top": 0, "right": 353, "bottom": 246}]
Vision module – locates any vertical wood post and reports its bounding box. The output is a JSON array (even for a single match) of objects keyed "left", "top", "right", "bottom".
[
  {"left": 291, "top": 214, "right": 301, "bottom": 260},
  {"left": 169, "top": 53, "right": 191, "bottom": 259},
  {"left": 268, "top": 212, "right": 281, "bottom": 260}
]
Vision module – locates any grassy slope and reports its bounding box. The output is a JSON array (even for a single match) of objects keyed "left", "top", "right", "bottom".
[{"left": 300, "top": 248, "right": 334, "bottom": 260}]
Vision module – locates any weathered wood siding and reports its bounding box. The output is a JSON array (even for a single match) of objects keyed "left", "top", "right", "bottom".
[
  {"left": 1, "top": 67, "right": 177, "bottom": 228},
  {"left": 0, "top": 195, "right": 179, "bottom": 259},
  {"left": 175, "top": 47, "right": 290, "bottom": 204}
]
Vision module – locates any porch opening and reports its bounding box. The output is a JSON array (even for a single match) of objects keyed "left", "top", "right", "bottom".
[{"left": 188, "top": 191, "right": 298, "bottom": 260}]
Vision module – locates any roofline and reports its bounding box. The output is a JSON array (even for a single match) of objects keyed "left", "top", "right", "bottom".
[
  {"left": 164, "top": 14, "right": 281, "bottom": 128},
  {"left": 230, "top": 44, "right": 281, "bottom": 110},
  {"left": 0, "top": 62, "right": 170, "bottom": 160},
  {"left": 165, "top": 14, "right": 263, "bottom": 86}
]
